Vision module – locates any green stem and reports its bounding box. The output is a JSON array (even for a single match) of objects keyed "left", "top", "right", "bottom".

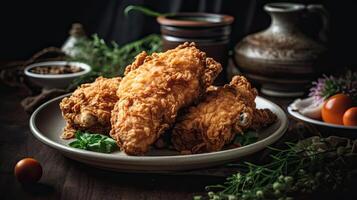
[{"left": 124, "top": 5, "right": 174, "bottom": 17}]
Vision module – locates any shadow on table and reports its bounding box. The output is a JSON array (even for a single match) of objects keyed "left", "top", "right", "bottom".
[{"left": 21, "top": 182, "right": 55, "bottom": 196}]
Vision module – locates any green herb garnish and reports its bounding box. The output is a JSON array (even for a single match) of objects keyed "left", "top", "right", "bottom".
[
  {"left": 205, "top": 136, "right": 357, "bottom": 200},
  {"left": 233, "top": 131, "right": 258, "bottom": 146},
  {"left": 69, "top": 131, "right": 118, "bottom": 153},
  {"left": 67, "top": 34, "right": 162, "bottom": 89}
]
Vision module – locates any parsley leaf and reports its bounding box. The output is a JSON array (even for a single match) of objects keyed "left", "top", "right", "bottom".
[
  {"left": 69, "top": 131, "right": 118, "bottom": 153},
  {"left": 233, "top": 131, "right": 258, "bottom": 146}
]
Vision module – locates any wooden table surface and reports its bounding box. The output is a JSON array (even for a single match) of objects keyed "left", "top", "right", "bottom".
[{"left": 1, "top": 63, "right": 353, "bottom": 200}]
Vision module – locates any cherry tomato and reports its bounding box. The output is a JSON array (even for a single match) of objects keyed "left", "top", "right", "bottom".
[
  {"left": 14, "top": 158, "right": 42, "bottom": 183},
  {"left": 343, "top": 107, "right": 357, "bottom": 126},
  {"left": 321, "top": 94, "right": 353, "bottom": 125}
]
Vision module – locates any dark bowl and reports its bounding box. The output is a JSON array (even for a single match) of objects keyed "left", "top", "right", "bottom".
[{"left": 157, "top": 13, "right": 234, "bottom": 84}]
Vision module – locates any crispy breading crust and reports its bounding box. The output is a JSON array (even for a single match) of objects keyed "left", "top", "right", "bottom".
[
  {"left": 250, "top": 108, "right": 277, "bottom": 130},
  {"left": 171, "top": 75, "right": 276, "bottom": 154},
  {"left": 110, "top": 42, "right": 222, "bottom": 155},
  {"left": 59, "top": 77, "right": 122, "bottom": 139}
]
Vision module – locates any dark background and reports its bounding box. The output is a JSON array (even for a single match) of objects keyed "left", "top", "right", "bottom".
[{"left": 0, "top": 0, "right": 356, "bottom": 69}]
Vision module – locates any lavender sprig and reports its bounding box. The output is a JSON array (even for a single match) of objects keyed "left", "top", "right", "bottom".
[
  {"left": 309, "top": 75, "right": 339, "bottom": 104},
  {"left": 309, "top": 70, "right": 357, "bottom": 104}
]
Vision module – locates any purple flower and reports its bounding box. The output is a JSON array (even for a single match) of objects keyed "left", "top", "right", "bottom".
[
  {"left": 309, "top": 75, "right": 338, "bottom": 104},
  {"left": 309, "top": 70, "right": 357, "bottom": 104}
]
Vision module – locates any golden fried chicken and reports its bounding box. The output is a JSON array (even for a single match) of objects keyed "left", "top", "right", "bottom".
[
  {"left": 172, "top": 75, "right": 276, "bottom": 154},
  {"left": 251, "top": 108, "right": 277, "bottom": 130},
  {"left": 60, "top": 76, "right": 122, "bottom": 139},
  {"left": 110, "top": 42, "right": 222, "bottom": 155}
]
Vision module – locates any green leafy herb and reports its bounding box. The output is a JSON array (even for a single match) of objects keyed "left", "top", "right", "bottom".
[
  {"left": 205, "top": 136, "right": 357, "bottom": 200},
  {"left": 69, "top": 131, "right": 118, "bottom": 153},
  {"left": 233, "top": 131, "right": 258, "bottom": 146},
  {"left": 67, "top": 34, "right": 162, "bottom": 89},
  {"left": 124, "top": 5, "right": 173, "bottom": 17}
]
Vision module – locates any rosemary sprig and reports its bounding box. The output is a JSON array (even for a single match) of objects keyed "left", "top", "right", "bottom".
[{"left": 203, "top": 136, "right": 357, "bottom": 200}]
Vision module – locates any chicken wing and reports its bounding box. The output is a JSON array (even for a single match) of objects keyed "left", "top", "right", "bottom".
[
  {"left": 172, "top": 75, "right": 276, "bottom": 154},
  {"left": 60, "top": 76, "right": 122, "bottom": 139},
  {"left": 251, "top": 108, "right": 277, "bottom": 130},
  {"left": 110, "top": 42, "right": 222, "bottom": 155}
]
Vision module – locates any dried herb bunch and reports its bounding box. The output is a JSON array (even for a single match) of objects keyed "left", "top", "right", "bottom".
[{"left": 201, "top": 136, "right": 357, "bottom": 200}]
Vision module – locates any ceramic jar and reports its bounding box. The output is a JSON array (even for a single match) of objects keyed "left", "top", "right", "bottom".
[
  {"left": 157, "top": 13, "right": 234, "bottom": 84},
  {"left": 234, "top": 3, "right": 328, "bottom": 97}
]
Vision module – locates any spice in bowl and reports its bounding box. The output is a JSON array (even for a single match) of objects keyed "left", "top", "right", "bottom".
[
  {"left": 29, "top": 65, "right": 84, "bottom": 75},
  {"left": 24, "top": 61, "right": 91, "bottom": 89}
]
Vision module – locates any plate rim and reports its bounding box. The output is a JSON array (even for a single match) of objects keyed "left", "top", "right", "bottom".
[
  {"left": 287, "top": 104, "right": 357, "bottom": 130},
  {"left": 30, "top": 94, "right": 288, "bottom": 165}
]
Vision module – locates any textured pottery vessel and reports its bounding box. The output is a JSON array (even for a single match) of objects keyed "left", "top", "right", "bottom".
[
  {"left": 157, "top": 13, "right": 234, "bottom": 84},
  {"left": 234, "top": 3, "right": 328, "bottom": 97}
]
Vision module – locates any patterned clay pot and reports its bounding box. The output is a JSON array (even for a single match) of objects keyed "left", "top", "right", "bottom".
[{"left": 234, "top": 3, "right": 328, "bottom": 97}]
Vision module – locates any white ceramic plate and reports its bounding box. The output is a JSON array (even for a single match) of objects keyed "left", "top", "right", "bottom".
[
  {"left": 30, "top": 94, "right": 288, "bottom": 172},
  {"left": 288, "top": 104, "right": 357, "bottom": 134}
]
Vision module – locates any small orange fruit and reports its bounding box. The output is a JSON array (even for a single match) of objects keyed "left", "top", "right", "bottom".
[
  {"left": 343, "top": 107, "right": 357, "bottom": 126},
  {"left": 321, "top": 94, "right": 353, "bottom": 125}
]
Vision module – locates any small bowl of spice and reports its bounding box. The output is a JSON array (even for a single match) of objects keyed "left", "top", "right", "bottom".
[{"left": 24, "top": 61, "right": 91, "bottom": 89}]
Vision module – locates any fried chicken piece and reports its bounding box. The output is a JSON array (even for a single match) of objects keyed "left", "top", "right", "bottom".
[
  {"left": 110, "top": 42, "right": 222, "bottom": 155},
  {"left": 172, "top": 75, "right": 276, "bottom": 154},
  {"left": 251, "top": 108, "right": 277, "bottom": 130},
  {"left": 60, "top": 77, "right": 122, "bottom": 139}
]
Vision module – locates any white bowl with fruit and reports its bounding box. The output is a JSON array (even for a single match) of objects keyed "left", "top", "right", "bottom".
[{"left": 288, "top": 72, "right": 357, "bottom": 136}]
